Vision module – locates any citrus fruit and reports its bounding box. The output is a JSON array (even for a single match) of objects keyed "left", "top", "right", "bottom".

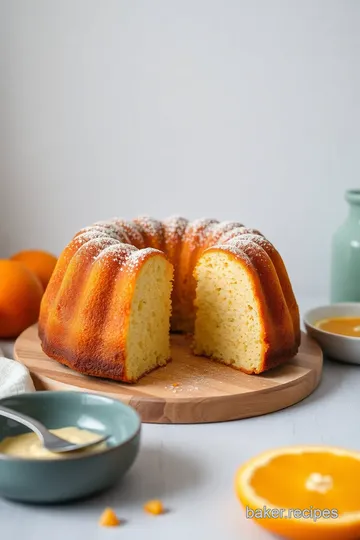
[
  {"left": 235, "top": 445, "right": 360, "bottom": 540},
  {"left": 0, "top": 260, "right": 44, "bottom": 338},
  {"left": 10, "top": 249, "right": 57, "bottom": 289}
]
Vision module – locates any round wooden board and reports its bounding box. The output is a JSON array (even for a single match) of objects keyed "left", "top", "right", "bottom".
[{"left": 14, "top": 325, "right": 323, "bottom": 424}]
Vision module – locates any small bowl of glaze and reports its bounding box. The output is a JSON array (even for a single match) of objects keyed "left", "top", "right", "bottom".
[
  {"left": 0, "top": 391, "right": 141, "bottom": 504},
  {"left": 304, "top": 302, "right": 360, "bottom": 365}
]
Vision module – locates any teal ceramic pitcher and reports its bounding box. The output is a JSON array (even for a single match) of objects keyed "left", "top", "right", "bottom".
[{"left": 330, "top": 189, "right": 360, "bottom": 302}]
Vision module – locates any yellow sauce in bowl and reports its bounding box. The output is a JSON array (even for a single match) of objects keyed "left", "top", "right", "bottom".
[
  {"left": 315, "top": 316, "right": 360, "bottom": 337},
  {"left": 0, "top": 426, "right": 107, "bottom": 459}
]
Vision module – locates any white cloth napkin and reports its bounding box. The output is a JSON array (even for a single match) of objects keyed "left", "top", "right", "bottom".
[{"left": 0, "top": 346, "right": 35, "bottom": 399}]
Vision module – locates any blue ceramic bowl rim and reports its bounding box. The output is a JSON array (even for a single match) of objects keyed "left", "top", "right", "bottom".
[
  {"left": 0, "top": 391, "right": 141, "bottom": 463},
  {"left": 303, "top": 302, "right": 360, "bottom": 342}
]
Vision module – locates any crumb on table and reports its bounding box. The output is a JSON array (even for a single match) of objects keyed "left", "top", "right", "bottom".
[
  {"left": 143, "top": 499, "right": 165, "bottom": 515},
  {"left": 99, "top": 507, "right": 121, "bottom": 526}
]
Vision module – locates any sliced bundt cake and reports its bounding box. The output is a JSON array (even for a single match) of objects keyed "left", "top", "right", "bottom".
[{"left": 38, "top": 216, "right": 300, "bottom": 382}]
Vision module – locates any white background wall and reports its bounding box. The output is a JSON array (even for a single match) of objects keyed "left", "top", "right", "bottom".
[{"left": 0, "top": 0, "right": 359, "bottom": 301}]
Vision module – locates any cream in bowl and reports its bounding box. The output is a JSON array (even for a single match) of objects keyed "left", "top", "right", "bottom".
[
  {"left": 0, "top": 426, "right": 107, "bottom": 460},
  {"left": 0, "top": 391, "right": 141, "bottom": 504},
  {"left": 304, "top": 303, "right": 360, "bottom": 365}
]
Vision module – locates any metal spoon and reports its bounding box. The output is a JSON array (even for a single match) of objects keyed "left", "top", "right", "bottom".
[{"left": 0, "top": 405, "right": 109, "bottom": 454}]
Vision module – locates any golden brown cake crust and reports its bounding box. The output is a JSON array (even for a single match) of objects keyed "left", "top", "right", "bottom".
[
  {"left": 39, "top": 216, "right": 300, "bottom": 382},
  {"left": 38, "top": 331, "right": 171, "bottom": 382},
  {"left": 39, "top": 236, "right": 170, "bottom": 382}
]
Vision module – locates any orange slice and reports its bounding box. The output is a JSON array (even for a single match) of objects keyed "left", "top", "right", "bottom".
[{"left": 235, "top": 445, "right": 360, "bottom": 540}]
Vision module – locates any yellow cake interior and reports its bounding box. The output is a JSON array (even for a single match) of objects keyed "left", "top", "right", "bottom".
[
  {"left": 193, "top": 251, "right": 264, "bottom": 373},
  {"left": 125, "top": 256, "right": 173, "bottom": 381}
]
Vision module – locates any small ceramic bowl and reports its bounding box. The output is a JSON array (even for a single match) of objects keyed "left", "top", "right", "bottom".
[
  {"left": 0, "top": 391, "right": 141, "bottom": 504},
  {"left": 303, "top": 302, "right": 360, "bottom": 365}
]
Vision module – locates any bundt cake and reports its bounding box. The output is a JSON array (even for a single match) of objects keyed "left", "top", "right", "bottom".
[{"left": 38, "top": 216, "right": 300, "bottom": 382}]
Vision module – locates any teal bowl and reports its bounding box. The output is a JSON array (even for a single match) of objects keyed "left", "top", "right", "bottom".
[{"left": 0, "top": 391, "right": 141, "bottom": 504}]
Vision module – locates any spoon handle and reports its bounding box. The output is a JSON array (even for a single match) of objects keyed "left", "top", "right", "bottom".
[{"left": 0, "top": 405, "right": 48, "bottom": 444}]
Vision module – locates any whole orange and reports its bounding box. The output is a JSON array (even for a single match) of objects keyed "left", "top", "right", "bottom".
[
  {"left": 0, "top": 260, "right": 44, "bottom": 338},
  {"left": 10, "top": 249, "right": 57, "bottom": 290}
]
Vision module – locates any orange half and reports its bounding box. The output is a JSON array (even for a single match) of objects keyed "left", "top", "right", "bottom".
[{"left": 235, "top": 445, "right": 360, "bottom": 540}]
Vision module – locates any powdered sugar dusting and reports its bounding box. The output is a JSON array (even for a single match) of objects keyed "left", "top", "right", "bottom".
[
  {"left": 94, "top": 220, "right": 123, "bottom": 233},
  {"left": 212, "top": 242, "right": 253, "bottom": 267},
  {"left": 164, "top": 382, "right": 200, "bottom": 393},
  {"left": 92, "top": 222, "right": 122, "bottom": 237},
  {"left": 163, "top": 215, "right": 188, "bottom": 239},
  {"left": 70, "top": 216, "right": 269, "bottom": 281},
  {"left": 204, "top": 221, "right": 245, "bottom": 244},
  {"left": 210, "top": 221, "right": 244, "bottom": 235},
  {"left": 94, "top": 243, "right": 138, "bottom": 266},
  {"left": 75, "top": 225, "right": 120, "bottom": 241},
  {"left": 225, "top": 234, "right": 268, "bottom": 249},
  {"left": 224, "top": 236, "right": 270, "bottom": 264},
  {"left": 93, "top": 220, "right": 132, "bottom": 244},
  {"left": 72, "top": 230, "right": 116, "bottom": 245},
  {"left": 110, "top": 218, "right": 145, "bottom": 248},
  {"left": 75, "top": 237, "right": 120, "bottom": 261},
  {"left": 86, "top": 237, "right": 119, "bottom": 249},
  {"left": 125, "top": 246, "right": 163, "bottom": 273},
  {"left": 184, "top": 218, "right": 218, "bottom": 247},
  {"left": 164, "top": 383, "right": 184, "bottom": 394},
  {"left": 219, "top": 227, "right": 263, "bottom": 244},
  {"left": 245, "top": 233, "right": 275, "bottom": 251},
  {"left": 133, "top": 215, "right": 164, "bottom": 238}
]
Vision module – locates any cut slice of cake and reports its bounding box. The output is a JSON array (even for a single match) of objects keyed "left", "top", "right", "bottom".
[
  {"left": 192, "top": 236, "right": 298, "bottom": 374},
  {"left": 122, "top": 250, "right": 174, "bottom": 381}
]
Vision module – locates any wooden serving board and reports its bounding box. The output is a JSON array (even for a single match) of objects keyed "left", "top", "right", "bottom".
[{"left": 14, "top": 325, "right": 323, "bottom": 424}]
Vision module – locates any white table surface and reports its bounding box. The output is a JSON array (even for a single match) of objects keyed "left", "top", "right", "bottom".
[{"left": 1, "top": 296, "right": 358, "bottom": 540}]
